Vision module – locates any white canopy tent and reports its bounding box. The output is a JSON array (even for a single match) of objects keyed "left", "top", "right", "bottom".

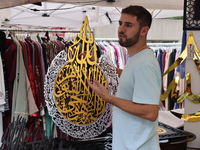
[
  {"left": 0, "top": 0, "right": 184, "bottom": 10},
  {"left": 0, "top": 1, "right": 184, "bottom": 29}
]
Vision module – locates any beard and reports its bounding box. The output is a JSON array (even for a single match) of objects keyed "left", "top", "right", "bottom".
[{"left": 118, "top": 29, "right": 140, "bottom": 48}]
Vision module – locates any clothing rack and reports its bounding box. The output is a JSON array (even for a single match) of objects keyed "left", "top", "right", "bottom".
[
  {"left": 95, "top": 38, "right": 118, "bottom": 41},
  {"left": 0, "top": 28, "right": 94, "bottom": 33},
  {"left": 147, "top": 43, "right": 182, "bottom": 47}
]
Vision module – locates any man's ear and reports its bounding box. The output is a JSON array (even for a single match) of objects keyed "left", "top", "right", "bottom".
[{"left": 140, "top": 26, "right": 149, "bottom": 37}]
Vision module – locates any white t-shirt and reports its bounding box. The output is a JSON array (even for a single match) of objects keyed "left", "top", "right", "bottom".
[{"left": 112, "top": 49, "right": 161, "bottom": 150}]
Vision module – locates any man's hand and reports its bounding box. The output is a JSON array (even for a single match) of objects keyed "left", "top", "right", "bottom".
[{"left": 86, "top": 78, "right": 110, "bottom": 100}]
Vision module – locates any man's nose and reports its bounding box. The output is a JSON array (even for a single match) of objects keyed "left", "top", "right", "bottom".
[{"left": 118, "top": 24, "right": 125, "bottom": 33}]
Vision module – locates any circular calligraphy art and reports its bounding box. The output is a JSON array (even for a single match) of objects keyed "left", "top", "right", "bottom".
[
  {"left": 54, "top": 62, "right": 108, "bottom": 125},
  {"left": 44, "top": 16, "right": 118, "bottom": 139},
  {"left": 157, "top": 127, "right": 167, "bottom": 134},
  {"left": 44, "top": 51, "right": 117, "bottom": 139}
]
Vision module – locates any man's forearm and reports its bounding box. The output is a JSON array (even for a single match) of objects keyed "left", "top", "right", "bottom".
[
  {"left": 105, "top": 94, "right": 158, "bottom": 122},
  {"left": 87, "top": 78, "right": 158, "bottom": 122}
]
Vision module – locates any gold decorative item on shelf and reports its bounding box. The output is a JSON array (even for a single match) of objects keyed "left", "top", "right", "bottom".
[{"left": 54, "top": 16, "right": 109, "bottom": 125}]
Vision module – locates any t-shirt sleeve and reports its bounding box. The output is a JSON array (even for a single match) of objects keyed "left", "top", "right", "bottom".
[{"left": 132, "top": 65, "right": 161, "bottom": 105}]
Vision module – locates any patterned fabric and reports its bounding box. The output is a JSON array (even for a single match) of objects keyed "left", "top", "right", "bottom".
[{"left": 25, "top": 42, "right": 39, "bottom": 117}]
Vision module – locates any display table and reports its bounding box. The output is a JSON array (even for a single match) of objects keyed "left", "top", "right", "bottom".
[
  {"left": 1, "top": 120, "right": 195, "bottom": 150},
  {"left": 158, "top": 122, "right": 196, "bottom": 150},
  {"left": 69, "top": 122, "right": 196, "bottom": 150}
]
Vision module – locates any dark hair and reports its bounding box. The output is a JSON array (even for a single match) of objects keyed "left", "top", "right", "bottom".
[{"left": 121, "top": 5, "right": 152, "bottom": 29}]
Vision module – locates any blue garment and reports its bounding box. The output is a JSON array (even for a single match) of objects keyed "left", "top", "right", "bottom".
[
  {"left": 157, "top": 49, "right": 163, "bottom": 75},
  {"left": 167, "top": 49, "right": 176, "bottom": 110},
  {"left": 177, "top": 30, "right": 186, "bottom": 79},
  {"left": 113, "top": 49, "right": 161, "bottom": 150}
]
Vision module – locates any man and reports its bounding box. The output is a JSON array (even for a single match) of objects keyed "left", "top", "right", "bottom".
[{"left": 87, "top": 5, "right": 161, "bottom": 150}]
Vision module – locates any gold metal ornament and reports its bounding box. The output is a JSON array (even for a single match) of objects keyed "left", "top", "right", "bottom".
[
  {"left": 182, "top": 112, "right": 200, "bottom": 122},
  {"left": 170, "top": 110, "right": 200, "bottom": 122},
  {"left": 183, "top": 72, "right": 200, "bottom": 103},
  {"left": 164, "top": 72, "right": 200, "bottom": 104},
  {"left": 161, "top": 32, "right": 200, "bottom": 104},
  {"left": 160, "top": 76, "right": 180, "bottom": 102},
  {"left": 54, "top": 16, "right": 109, "bottom": 125}
]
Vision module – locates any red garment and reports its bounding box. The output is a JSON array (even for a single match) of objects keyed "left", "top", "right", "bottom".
[
  {"left": 25, "top": 42, "right": 39, "bottom": 117},
  {"left": 26, "top": 117, "right": 42, "bottom": 142},
  {"left": 33, "top": 42, "right": 43, "bottom": 109},
  {"left": 25, "top": 41, "right": 42, "bottom": 141},
  {"left": 3, "top": 39, "right": 17, "bottom": 130}
]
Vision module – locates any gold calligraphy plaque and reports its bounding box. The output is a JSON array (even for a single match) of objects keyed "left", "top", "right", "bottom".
[{"left": 54, "top": 16, "right": 109, "bottom": 125}]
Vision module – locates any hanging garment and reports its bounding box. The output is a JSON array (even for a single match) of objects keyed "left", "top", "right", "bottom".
[
  {"left": 19, "top": 40, "right": 29, "bottom": 76},
  {"left": 121, "top": 47, "right": 127, "bottom": 64},
  {"left": 35, "top": 41, "right": 46, "bottom": 106},
  {"left": 26, "top": 39, "right": 35, "bottom": 74},
  {"left": 51, "top": 40, "right": 60, "bottom": 55},
  {"left": 161, "top": 50, "right": 166, "bottom": 95},
  {"left": 19, "top": 40, "right": 38, "bottom": 115},
  {"left": 56, "top": 40, "right": 65, "bottom": 53},
  {"left": 99, "top": 43, "right": 107, "bottom": 55},
  {"left": 25, "top": 41, "right": 39, "bottom": 117},
  {"left": 3, "top": 39, "right": 17, "bottom": 130},
  {"left": 96, "top": 44, "right": 102, "bottom": 58},
  {"left": 32, "top": 41, "right": 43, "bottom": 109},
  {"left": 163, "top": 50, "right": 171, "bottom": 110},
  {"left": 177, "top": 30, "right": 186, "bottom": 79},
  {"left": 11, "top": 34, "right": 28, "bottom": 121},
  {"left": 111, "top": 44, "right": 119, "bottom": 68},
  {"left": 115, "top": 44, "right": 124, "bottom": 69},
  {"left": 167, "top": 49, "right": 177, "bottom": 110}
]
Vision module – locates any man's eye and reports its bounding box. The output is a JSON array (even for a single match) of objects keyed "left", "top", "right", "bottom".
[{"left": 127, "top": 24, "right": 132, "bottom": 27}]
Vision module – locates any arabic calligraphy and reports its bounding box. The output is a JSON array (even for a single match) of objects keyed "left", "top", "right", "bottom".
[{"left": 54, "top": 16, "right": 109, "bottom": 125}]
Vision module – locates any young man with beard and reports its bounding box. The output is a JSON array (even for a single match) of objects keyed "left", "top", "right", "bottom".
[{"left": 87, "top": 5, "right": 161, "bottom": 150}]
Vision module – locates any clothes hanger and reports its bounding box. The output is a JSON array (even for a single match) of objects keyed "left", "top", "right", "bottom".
[{"left": 36, "top": 33, "right": 43, "bottom": 43}]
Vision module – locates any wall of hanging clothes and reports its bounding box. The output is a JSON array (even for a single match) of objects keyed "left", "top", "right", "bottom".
[
  {"left": 149, "top": 43, "right": 184, "bottom": 111},
  {"left": 95, "top": 41, "right": 127, "bottom": 70},
  {"left": 0, "top": 28, "right": 85, "bottom": 145}
]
